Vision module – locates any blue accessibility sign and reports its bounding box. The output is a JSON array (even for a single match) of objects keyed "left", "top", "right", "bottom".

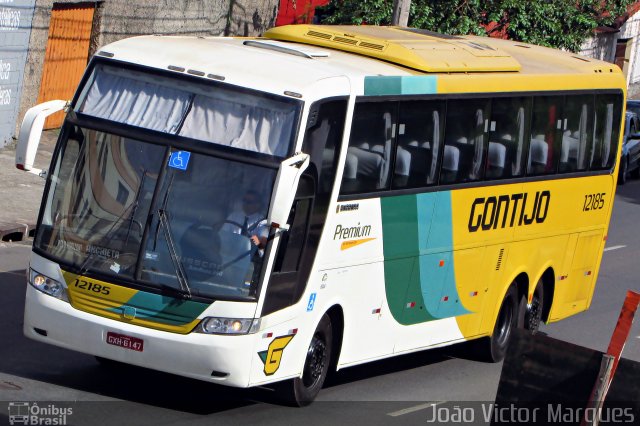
[
  {"left": 307, "top": 293, "right": 317, "bottom": 312},
  {"left": 168, "top": 151, "right": 191, "bottom": 171}
]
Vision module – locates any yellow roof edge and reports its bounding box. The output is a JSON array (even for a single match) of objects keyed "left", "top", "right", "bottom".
[{"left": 264, "top": 24, "right": 522, "bottom": 73}]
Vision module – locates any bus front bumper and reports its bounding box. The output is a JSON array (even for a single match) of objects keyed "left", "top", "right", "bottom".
[{"left": 23, "top": 285, "right": 255, "bottom": 387}]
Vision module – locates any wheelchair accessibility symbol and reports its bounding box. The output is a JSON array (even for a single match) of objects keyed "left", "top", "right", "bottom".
[{"left": 168, "top": 151, "right": 191, "bottom": 171}]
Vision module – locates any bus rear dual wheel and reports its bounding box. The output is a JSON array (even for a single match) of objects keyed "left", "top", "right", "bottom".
[
  {"left": 278, "top": 313, "right": 333, "bottom": 407},
  {"left": 477, "top": 282, "right": 543, "bottom": 363}
]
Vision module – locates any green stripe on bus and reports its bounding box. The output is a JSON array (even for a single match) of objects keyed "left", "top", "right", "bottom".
[
  {"left": 381, "top": 192, "right": 469, "bottom": 325},
  {"left": 108, "top": 290, "right": 209, "bottom": 326},
  {"left": 364, "top": 76, "right": 437, "bottom": 96}
]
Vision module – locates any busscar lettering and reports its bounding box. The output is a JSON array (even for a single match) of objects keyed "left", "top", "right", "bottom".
[
  {"left": 468, "top": 191, "right": 551, "bottom": 232},
  {"left": 333, "top": 223, "right": 371, "bottom": 240}
]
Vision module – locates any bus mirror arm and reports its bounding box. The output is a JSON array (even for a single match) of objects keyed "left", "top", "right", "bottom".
[
  {"left": 267, "top": 152, "right": 310, "bottom": 232},
  {"left": 16, "top": 100, "right": 68, "bottom": 177}
]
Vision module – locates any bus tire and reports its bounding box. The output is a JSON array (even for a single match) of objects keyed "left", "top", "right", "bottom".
[
  {"left": 632, "top": 161, "right": 640, "bottom": 179},
  {"left": 618, "top": 156, "right": 628, "bottom": 185},
  {"left": 279, "top": 314, "right": 332, "bottom": 407},
  {"left": 525, "top": 282, "right": 544, "bottom": 334},
  {"left": 477, "top": 285, "right": 519, "bottom": 363}
]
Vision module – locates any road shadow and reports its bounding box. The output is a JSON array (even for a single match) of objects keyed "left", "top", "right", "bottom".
[
  {"left": 0, "top": 269, "right": 276, "bottom": 414},
  {"left": 0, "top": 269, "right": 485, "bottom": 414},
  {"left": 324, "top": 340, "right": 484, "bottom": 389},
  {"left": 615, "top": 178, "right": 640, "bottom": 206}
]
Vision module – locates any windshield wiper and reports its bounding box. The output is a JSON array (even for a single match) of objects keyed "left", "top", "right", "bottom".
[
  {"left": 75, "top": 166, "right": 149, "bottom": 277},
  {"left": 76, "top": 198, "right": 138, "bottom": 277},
  {"left": 157, "top": 208, "right": 192, "bottom": 299},
  {"left": 124, "top": 168, "right": 147, "bottom": 247},
  {"left": 147, "top": 172, "right": 192, "bottom": 299}
]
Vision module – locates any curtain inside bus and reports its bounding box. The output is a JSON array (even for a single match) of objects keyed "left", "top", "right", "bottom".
[{"left": 78, "top": 64, "right": 298, "bottom": 158}]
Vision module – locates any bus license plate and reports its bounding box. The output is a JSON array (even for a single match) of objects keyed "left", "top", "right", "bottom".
[{"left": 106, "top": 332, "right": 144, "bottom": 352}]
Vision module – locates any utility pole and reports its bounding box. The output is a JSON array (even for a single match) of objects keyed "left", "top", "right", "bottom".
[{"left": 392, "top": 0, "right": 411, "bottom": 27}]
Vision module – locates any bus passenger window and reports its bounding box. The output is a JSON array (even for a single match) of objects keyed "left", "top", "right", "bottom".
[
  {"left": 340, "top": 102, "right": 395, "bottom": 194},
  {"left": 528, "top": 96, "right": 563, "bottom": 175},
  {"left": 392, "top": 100, "right": 445, "bottom": 189},
  {"left": 591, "top": 94, "right": 622, "bottom": 170},
  {"left": 440, "top": 99, "right": 490, "bottom": 184},
  {"left": 559, "top": 95, "right": 593, "bottom": 173},
  {"left": 486, "top": 97, "right": 531, "bottom": 179}
]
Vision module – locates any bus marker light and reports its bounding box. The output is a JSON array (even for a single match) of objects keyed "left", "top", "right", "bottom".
[
  {"left": 288, "top": 328, "right": 298, "bottom": 335},
  {"left": 407, "top": 302, "right": 416, "bottom": 308},
  {"left": 372, "top": 308, "right": 381, "bottom": 314},
  {"left": 439, "top": 260, "right": 445, "bottom": 267},
  {"left": 470, "top": 291, "right": 478, "bottom": 297},
  {"left": 263, "top": 332, "right": 273, "bottom": 339},
  {"left": 604, "top": 235, "right": 608, "bottom": 241},
  {"left": 442, "top": 296, "right": 449, "bottom": 302},
  {"left": 284, "top": 91, "right": 303, "bottom": 98},
  {"left": 585, "top": 271, "right": 592, "bottom": 276}
]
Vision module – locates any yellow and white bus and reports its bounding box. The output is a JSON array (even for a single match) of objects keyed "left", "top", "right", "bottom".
[{"left": 16, "top": 25, "right": 625, "bottom": 405}]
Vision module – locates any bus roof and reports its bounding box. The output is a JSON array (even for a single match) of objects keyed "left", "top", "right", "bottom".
[{"left": 97, "top": 25, "right": 624, "bottom": 97}]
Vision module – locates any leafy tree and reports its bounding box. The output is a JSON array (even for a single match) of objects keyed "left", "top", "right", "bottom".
[{"left": 317, "top": 0, "right": 635, "bottom": 52}]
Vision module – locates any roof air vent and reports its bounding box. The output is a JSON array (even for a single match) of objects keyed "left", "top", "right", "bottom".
[
  {"left": 333, "top": 36, "right": 358, "bottom": 46},
  {"left": 359, "top": 41, "right": 385, "bottom": 51},
  {"left": 307, "top": 30, "right": 332, "bottom": 40}
]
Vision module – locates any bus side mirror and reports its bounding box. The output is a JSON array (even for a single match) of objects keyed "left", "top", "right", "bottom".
[
  {"left": 268, "top": 153, "right": 310, "bottom": 232},
  {"left": 16, "top": 100, "right": 67, "bottom": 177}
]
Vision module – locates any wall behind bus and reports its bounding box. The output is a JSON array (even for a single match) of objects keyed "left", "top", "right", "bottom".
[{"left": 14, "top": 0, "right": 278, "bottom": 144}]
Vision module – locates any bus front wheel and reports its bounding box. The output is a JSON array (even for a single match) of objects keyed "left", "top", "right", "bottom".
[{"left": 278, "top": 313, "right": 333, "bottom": 407}]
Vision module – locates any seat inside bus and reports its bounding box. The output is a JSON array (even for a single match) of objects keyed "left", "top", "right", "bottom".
[
  {"left": 342, "top": 112, "right": 393, "bottom": 192},
  {"left": 529, "top": 135, "right": 549, "bottom": 174},
  {"left": 486, "top": 140, "right": 507, "bottom": 179},
  {"left": 441, "top": 145, "right": 460, "bottom": 183},
  {"left": 559, "top": 130, "right": 580, "bottom": 172}
]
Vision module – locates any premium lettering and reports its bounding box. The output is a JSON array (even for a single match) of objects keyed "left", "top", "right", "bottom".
[
  {"left": 334, "top": 223, "right": 371, "bottom": 240},
  {"left": 468, "top": 191, "right": 550, "bottom": 232}
]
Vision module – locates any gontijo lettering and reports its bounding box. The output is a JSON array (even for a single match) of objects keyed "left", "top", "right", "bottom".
[{"left": 468, "top": 191, "right": 551, "bottom": 232}]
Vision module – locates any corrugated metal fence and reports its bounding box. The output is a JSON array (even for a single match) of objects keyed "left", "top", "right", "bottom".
[{"left": 37, "top": 2, "right": 94, "bottom": 129}]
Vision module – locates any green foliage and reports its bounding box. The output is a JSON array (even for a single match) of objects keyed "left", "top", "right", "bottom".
[{"left": 317, "top": 0, "right": 635, "bottom": 52}]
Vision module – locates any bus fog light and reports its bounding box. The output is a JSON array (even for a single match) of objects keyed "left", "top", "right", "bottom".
[
  {"left": 197, "top": 317, "right": 260, "bottom": 335},
  {"left": 29, "top": 268, "right": 68, "bottom": 302}
]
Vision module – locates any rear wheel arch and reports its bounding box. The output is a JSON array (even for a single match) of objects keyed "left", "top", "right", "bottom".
[
  {"left": 512, "top": 272, "right": 529, "bottom": 306},
  {"left": 539, "top": 267, "right": 556, "bottom": 323}
]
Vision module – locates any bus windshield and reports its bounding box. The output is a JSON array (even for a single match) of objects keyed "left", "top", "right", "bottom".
[
  {"left": 35, "top": 125, "right": 277, "bottom": 300},
  {"left": 32, "top": 62, "right": 304, "bottom": 300}
]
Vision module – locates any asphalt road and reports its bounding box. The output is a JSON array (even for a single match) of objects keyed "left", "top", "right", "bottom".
[{"left": 1, "top": 180, "right": 639, "bottom": 426}]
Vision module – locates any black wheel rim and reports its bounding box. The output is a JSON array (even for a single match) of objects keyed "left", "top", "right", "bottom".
[
  {"left": 528, "top": 295, "right": 542, "bottom": 332},
  {"left": 302, "top": 333, "right": 327, "bottom": 388},
  {"left": 496, "top": 299, "right": 514, "bottom": 348}
]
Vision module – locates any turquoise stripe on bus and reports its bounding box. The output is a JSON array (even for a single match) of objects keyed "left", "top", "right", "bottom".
[
  {"left": 381, "top": 192, "right": 469, "bottom": 325},
  {"left": 364, "top": 76, "right": 437, "bottom": 96}
]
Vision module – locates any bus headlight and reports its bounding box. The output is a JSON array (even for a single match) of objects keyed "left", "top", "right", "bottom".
[
  {"left": 29, "top": 268, "right": 68, "bottom": 302},
  {"left": 196, "top": 317, "right": 261, "bottom": 335}
]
